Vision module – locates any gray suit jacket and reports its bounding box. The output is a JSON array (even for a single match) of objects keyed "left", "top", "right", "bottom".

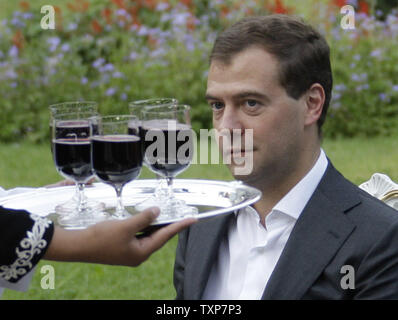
[{"left": 174, "top": 162, "right": 398, "bottom": 299}]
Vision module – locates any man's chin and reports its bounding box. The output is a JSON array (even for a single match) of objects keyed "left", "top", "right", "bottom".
[
  {"left": 230, "top": 166, "right": 255, "bottom": 183},
  {"left": 225, "top": 153, "right": 255, "bottom": 178}
]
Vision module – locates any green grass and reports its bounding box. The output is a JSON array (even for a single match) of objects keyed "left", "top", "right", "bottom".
[
  {"left": 0, "top": 140, "right": 233, "bottom": 189},
  {"left": 2, "top": 136, "right": 398, "bottom": 299},
  {"left": 322, "top": 136, "right": 398, "bottom": 185}
]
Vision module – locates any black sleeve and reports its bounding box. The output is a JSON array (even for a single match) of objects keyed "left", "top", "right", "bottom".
[
  {"left": 355, "top": 220, "right": 398, "bottom": 299},
  {"left": 0, "top": 206, "right": 54, "bottom": 283},
  {"left": 173, "top": 228, "right": 190, "bottom": 300}
]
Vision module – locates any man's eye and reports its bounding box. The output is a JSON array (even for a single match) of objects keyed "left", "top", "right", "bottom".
[
  {"left": 211, "top": 102, "right": 224, "bottom": 110},
  {"left": 245, "top": 100, "right": 258, "bottom": 108}
]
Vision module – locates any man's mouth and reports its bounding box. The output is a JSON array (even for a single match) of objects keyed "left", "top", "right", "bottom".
[{"left": 224, "top": 149, "right": 254, "bottom": 157}]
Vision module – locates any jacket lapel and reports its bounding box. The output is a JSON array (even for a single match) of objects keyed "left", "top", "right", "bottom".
[
  {"left": 262, "top": 164, "right": 360, "bottom": 299},
  {"left": 185, "top": 213, "right": 234, "bottom": 299}
]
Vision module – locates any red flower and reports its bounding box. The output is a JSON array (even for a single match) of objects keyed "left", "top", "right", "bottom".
[
  {"left": 333, "top": 0, "right": 347, "bottom": 7},
  {"left": 186, "top": 16, "right": 196, "bottom": 31},
  {"left": 12, "top": 30, "right": 25, "bottom": 50},
  {"left": 181, "top": 0, "right": 192, "bottom": 7},
  {"left": 274, "top": 0, "right": 290, "bottom": 14},
  {"left": 220, "top": 4, "right": 230, "bottom": 18},
  {"left": 19, "top": 1, "right": 30, "bottom": 11},
  {"left": 91, "top": 20, "right": 103, "bottom": 34},
  {"left": 102, "top": 8, "right": 113, "bottom": 25},
  {"left": 112, "top": 0, "right": 126, "bottom": 9},
  {"left": 129, "top": 5, "right": 139, "bottom": 16},
  {"left": 267, "top": 0, "right": 291, "bottom": 14},
  {"left": 53, "top": 6, "right": 63, "bottom": 30},
  {"left": 246, "top": 8, "right": 254, "bottom": 16},
  {"left": 128, "top": 6, "right": 141, "bottom": 27},
  {"left": 81, "top": 1, "right": 90, "bottom": 12},
  {"left": 53, "top": 6, "right": 62, "bottom": 15},
  {"left": 67, "top": 2, "right": 77, "bottom": 11},
  {"left": 143, "top": 0, "right": 157, "bottom": 10},
  {"left": 67, "top": 0, "right": 89, "bottom": 12},
  {"left": 358, "top": 1, "right": 369, "bottom": 14}
]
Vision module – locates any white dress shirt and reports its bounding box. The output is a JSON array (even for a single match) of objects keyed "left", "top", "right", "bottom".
[{"left": 202, "top": 149, "right": 329, "bottom": 299}]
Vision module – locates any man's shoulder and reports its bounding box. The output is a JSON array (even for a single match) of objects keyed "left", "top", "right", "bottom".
[
  {"left": 322, "top": 163, "right": 398, "bottom": 228},
  {"left": 351, "top": 186, "right": 398, "bottom": 227}
]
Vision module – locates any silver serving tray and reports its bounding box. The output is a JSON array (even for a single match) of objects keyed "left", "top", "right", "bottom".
[{"left": 0, "top": 179, "right": 261, "bottom": 228}]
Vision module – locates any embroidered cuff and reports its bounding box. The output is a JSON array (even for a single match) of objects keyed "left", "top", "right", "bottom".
[{"left": 0, "top": 207, "right": 54, "bottom": 283}]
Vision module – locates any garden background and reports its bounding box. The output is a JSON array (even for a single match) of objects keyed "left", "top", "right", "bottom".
[{"left": 1, "top": 0, "right": 398, "bottom": 299}]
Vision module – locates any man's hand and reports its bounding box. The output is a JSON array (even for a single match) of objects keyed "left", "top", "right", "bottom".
[
  {"left": 45, "top": 207, "right": 197, "bottom": 267},
  {"left": 88, "top": 207, "right": 197, "bottom": 266}
]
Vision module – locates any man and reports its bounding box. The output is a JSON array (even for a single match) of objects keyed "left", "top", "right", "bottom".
[{"left": 173, "top": 14, "right": 398, "bottom": 299}]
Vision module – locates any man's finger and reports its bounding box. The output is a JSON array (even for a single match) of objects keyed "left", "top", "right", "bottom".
[
  {"left": 140, "top": 218, "right": 197, "bottom": 253},
  {"left": 124, "top": 207, "right": 160, "bottom": 232},
  {"left": 45, "top": 179, "right": 74, "bottom": 188}
]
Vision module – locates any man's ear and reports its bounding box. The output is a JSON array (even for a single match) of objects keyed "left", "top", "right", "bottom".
[{"left": 304, "top": 83, "right": 325, "bottom": 126}]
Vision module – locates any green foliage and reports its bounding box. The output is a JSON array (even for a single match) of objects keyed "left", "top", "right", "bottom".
[
  {"left": 375, "top": 0, "right": 398, "bottom": 19},
  {"left": 0, "top": 1, "right": 210, "bottom": 142},
  {"left": 1, "top": 1, "right": 398, "bottom": 141},
  {"left": 323, "top": 12, "right": 398, "bottom": 138}
]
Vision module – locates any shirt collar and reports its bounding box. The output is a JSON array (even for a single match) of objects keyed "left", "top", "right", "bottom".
[{"left": 272, "top": 148, "right": 328, "bottom": 220}]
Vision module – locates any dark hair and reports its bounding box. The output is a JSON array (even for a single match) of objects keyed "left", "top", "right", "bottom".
[{"left": 210, "top": 14, "right": 333, "bottom": 133}]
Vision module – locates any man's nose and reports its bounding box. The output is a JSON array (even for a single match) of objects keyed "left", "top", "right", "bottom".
[{"left": 218, "top": 106, "right": 244, "bottom": 131}]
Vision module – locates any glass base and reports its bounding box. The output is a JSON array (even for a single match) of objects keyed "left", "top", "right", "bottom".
[
  {"left": 134, "top": 196, "right": 164, "bottom": 212},
  {"left": 153, "top": 198, "right": 198, "bottom": 221},
  {"left": 135, "top": 185, "right": 198, "bottom": 220},
  {"left": 57, "top": 210, "right": 109, "bottom": 229},
  {"left": 109, "top": 209, "right": 132, "bottom": 220},
  {"left": 55, "top": 199, "right": 106, "bottom": 217},
  {"left": 161, "top": 201, "right": 199, "bottom": 220}
]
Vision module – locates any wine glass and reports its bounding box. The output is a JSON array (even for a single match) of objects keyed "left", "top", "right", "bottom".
[
  {"left": 129, "top": 98, "right": 178, "bottom": 210},
  {"left": 91, "top": 115, "right": 143, "bottom": 219},
  {"left": 50, "top": 101, "right": 98, "bottom": 118},
  {"left": 49, "top": 101, "right": 99, "bottom": 142},
  {"left": 49, "top": 101, "right": 104, "bottom": 216},
  {"left": 141, "top": 104, "right": 198, "bottom": 219},
  {"left": 52, "top": 113, "right": 107, "bottom": 229}
]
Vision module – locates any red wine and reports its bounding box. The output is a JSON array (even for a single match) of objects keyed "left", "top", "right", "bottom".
[
  {"left": 141, "top": 120, "right": 193, "bottom": 178},
  {"left": 53, "top": 120, "right": 98, "bottom": 138},
  {"left": 53, "top": 138, "right": 93, "bottom": 182},
  {"left": 128, "top": 124, "right": 145, "bottom": 158},
  {"left": 54, "top": 120, "right": 91, "bottom": 139},
  {"left": 127, "top": 124, "right": 141, "bottom": 137},
  {"left": 51, "top": 120, "right": 98, "bottom": 154},
  {"left": 91, "top": 135, "right": 143, "bottom": 186}
]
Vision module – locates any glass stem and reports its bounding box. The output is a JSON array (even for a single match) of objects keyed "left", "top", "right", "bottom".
[
  {"left": 115, "top": 185, "right": 124, "bottom": 216},
  {"left": 154, "top": 176, "right": 166, "bottom": 199},
  {"left": 166, "top": 177, "right": 174, "bottom": 199},
  {"left": 77, "top": 182, "right": 87, "bottom": 213},
  {"left": 74, "top": 182, "right": 80, "bottom": 201}
]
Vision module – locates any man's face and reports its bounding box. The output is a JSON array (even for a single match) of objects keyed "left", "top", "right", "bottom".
[{"left": 206, "top": 46, "right": 309, "bottom": 188}]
